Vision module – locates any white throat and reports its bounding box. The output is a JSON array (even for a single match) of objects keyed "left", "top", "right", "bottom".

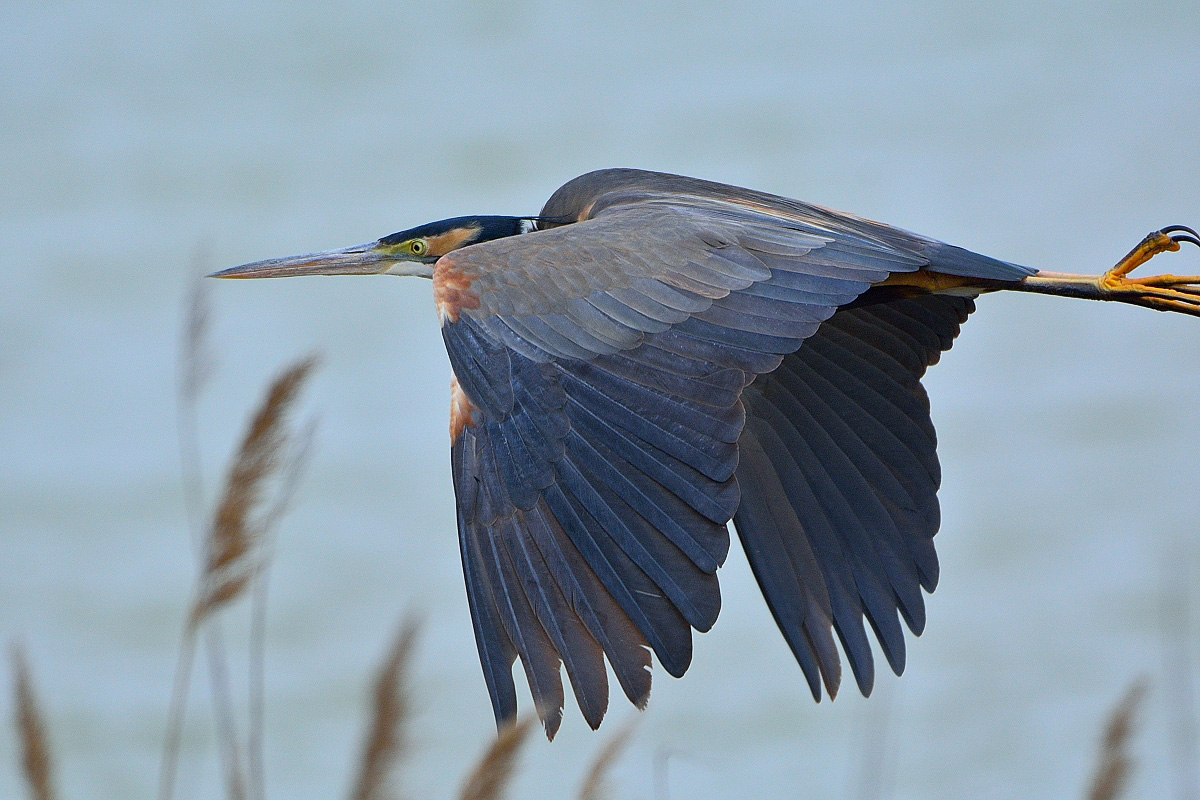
[{"left": 384, "top": 261, "right": 435, "bottom": 279}]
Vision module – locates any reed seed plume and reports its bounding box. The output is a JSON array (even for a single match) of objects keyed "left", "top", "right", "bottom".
[
  {"left": 1086, "top": 679, "right": 1148, "bottom": 800},
  {"left": 577, "top": 719, "right": 636, "bottom": 800},
  {"left": 459, "top": 718, "right": 535, "bottom": 800},
  {"left": 191, "top": 356, "right": 318, "bottom": 625},
  {"left": 161, "top": 355, "right": 318, "bottom": 800},
  {"left": 348, "top": 617, "right": 421, "bottom": 800},
  {"left": 11, "top": 645, "right": 58, "bottom": 800}
]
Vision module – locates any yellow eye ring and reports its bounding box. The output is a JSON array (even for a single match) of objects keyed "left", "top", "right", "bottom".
[{"left": 410, "top": 239, "right": 428, "bottom": 256}]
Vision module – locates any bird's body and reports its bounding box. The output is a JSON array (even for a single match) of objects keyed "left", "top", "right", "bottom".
[{"left": 215, "top": 169, "right": 1200, "bottom": 738}]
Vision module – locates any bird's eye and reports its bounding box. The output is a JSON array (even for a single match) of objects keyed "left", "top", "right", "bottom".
[{"left": 410, "top": 239, "right": 428, "bottom": 256}]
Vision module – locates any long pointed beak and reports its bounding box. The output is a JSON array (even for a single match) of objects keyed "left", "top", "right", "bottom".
[{"left": 209, "top": 242, "right": 392, "bottom": 279}]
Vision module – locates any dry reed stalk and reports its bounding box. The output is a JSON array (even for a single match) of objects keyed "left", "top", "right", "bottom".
[
  {"left": 160, "top": 356, "right": 317, "bottom": 800},
  {"left": 248, "top": 414, "right": 318, "bottom": 800},
  {"left": 1086, "top": 679, "right": 1148, "bottom": 800},
  {"left": 179, "top": 247, "right": 215, "bottom": 418},
  {"left": 176, "top": 260, "right": 219, "bottom": 535},
  {"left": 191, "top": 356, "right": 317, "bottom": 626},
  {"left": 178, "top": 261, "right": 249, "bottom": 800},
  {"left": 179, "top": 261, "right": 216, "bottom": 547},
  {"left": 459, "top": 718, "right": 536, "bottom": 800},
  {"left": 11, "top": 645, "right": 58, "bottom": 800},
  {"left": 347, "top": 617, "right": 421, "bottom": 800},
  {"left": 204, "top": 623, "right": 247, "bottom": 800},
  {"left": 577, "top": 719, "right": 636, "bottom": 800}
]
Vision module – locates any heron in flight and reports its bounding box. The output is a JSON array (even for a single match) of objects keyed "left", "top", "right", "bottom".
[{"left": 214, "top": 169, "right": 1200, "bottom": 738}]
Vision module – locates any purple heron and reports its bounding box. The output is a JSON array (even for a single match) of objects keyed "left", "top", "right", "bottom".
[{"left": 213, "top": 168, "right": 1200, "bottom": 738}]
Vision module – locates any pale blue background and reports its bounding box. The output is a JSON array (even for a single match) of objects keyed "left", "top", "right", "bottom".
[{"left": 2, "top": 2, "right": 1199, "bottom": 798}]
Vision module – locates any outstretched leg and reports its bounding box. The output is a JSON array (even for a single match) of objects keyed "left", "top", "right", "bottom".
[{"left": 1016, "top": 226, "right": 1200, "bottom": 316}]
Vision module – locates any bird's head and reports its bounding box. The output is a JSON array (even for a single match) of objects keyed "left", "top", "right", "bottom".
[{"left": 210, "top": 216, "right": 529, "bottom": 280}]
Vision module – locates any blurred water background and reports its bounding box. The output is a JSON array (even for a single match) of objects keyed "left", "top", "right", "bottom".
[{"left": 2, "top": 2, "right": 1199, "bottom": 798}]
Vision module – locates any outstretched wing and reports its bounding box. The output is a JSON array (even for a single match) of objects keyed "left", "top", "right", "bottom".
[
  {"left": 735, "top": 293, "right": 973, "bottom": 702},
  {"left": 441, "top": 173, "right": 1031, "bottom": 735}
]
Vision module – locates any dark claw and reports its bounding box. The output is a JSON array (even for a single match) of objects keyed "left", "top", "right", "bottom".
[
  {"left": 1161, "top": 224, "right": 1200, "bottom": 239},
  {"left": 1170, "top": 234, "right": 1200, "bottom": 249}
]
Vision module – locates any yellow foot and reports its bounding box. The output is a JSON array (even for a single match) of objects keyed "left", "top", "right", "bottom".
[{"left": 1097, "top": 225, "right": 1200, "bottom": 315}]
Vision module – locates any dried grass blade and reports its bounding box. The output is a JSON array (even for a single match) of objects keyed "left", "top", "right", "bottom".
[
  {"left": 347, "top": 617, "right": 421, "bottom": 800},
  {"left": 577, "top": 719, "right": 636, "bottom": 800},
  {"left": 1087, "top": 679, "right": 1148, "bottom": 800},
  {"left": 459, "top": 718, "right": 535, "bottom": 800},
  {"left": 11, "top": 645, "right": 58, "bottom": 800},
  {"left": 191, "top": 356, "right": 317, "bottom": 625}
]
